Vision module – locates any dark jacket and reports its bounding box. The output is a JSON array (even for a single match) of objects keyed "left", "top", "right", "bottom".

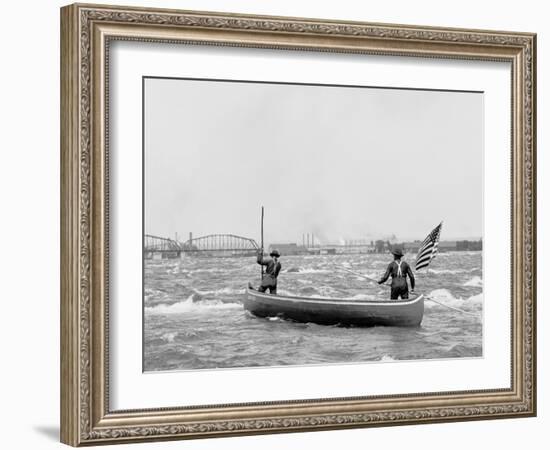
[
  {"left": 379, "top": 260, "right": 415, "bottom": 290},
  {"left": 257, "top": 253, "right": 281, "bottom": 287}
]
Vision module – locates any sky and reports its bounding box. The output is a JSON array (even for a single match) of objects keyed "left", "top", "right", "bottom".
[{"left": 144, "top": 78, "right": 483, "bottom": 246}]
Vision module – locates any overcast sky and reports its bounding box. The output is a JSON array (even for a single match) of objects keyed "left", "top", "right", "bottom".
[{"left": 144, "top": 78, "right": 483, "bottom": 245}]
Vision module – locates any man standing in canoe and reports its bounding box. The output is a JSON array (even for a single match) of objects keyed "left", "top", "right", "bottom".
[
  {"left": 378, "top": 247, "right": 415, "bottom": 300},
  {"left": 254, "top": 248, "right": 282, "bottom": 294}
]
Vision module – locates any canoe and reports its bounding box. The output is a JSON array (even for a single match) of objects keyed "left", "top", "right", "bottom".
[{"left": 244, "top": 287, "right": 424, "bottom": 327}]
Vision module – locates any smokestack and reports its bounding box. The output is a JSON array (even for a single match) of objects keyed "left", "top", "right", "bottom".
[
  {"left": 189, "top": 232, "right": 193, "bottom": 245},
  {"left": 311, "top": 234, "right": 314, "bottom": 248}
]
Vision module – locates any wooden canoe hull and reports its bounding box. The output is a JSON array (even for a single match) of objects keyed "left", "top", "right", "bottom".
[{"left": 244, "top": 288, "right": 424, "bottom": 327}]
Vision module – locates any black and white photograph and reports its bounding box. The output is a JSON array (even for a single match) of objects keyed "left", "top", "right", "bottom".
[
  {"left": 143, "top": 77, "right": 484, "bottom": 372},
  {"left": 1, "top": 0, "right": 541, "bottom": 447}
]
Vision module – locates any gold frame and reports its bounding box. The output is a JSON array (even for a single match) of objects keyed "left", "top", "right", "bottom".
[{"left": 60, "top": 3, "right": 537, "bottom": 446}]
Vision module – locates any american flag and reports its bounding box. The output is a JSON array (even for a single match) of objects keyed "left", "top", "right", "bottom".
[{"left": 415, "top": 222, "right": 443, "bottom": 271}]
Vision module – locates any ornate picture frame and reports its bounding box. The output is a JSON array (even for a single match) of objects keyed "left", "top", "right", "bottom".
[{"left": 60, "top": 3, "right": 536, "bottom": 446}]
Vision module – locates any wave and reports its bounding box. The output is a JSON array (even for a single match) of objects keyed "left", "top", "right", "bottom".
[
  {"left": 267, "top": 316, "right": 283, "bottom": 322},
  {"left": 426, "top": 268, "right": 480, "bottom": 275},
  {"left": 145, "top": 294, "right": 242, "bottom": 315},
  {"left": 161, "top": 332, "right": 178, "bottom": 343},
  {"left": 278, "top": 289, "right": 379, "bottom": 301},
  {"left": 345, "top": 293, "right": 378, "bottom": 301},
  {"left": 463, "top": 276, "right": 483, "bottom": 287},
  {"left": 365, "top": 272, "right": 381, "bottom": 280},
  {"left": 442, "top": 343, "right": 482, "bottom": 357},
  {"left": 276, "top": 289, "right": 295, "bottom": 297},
  {"left": 316, "top": 286, "right": 341, "bottom": 296},
  {"left": 380, "top": 354, "right": 396, "bottom": 362},
  {"left": 187, "top": 267, "right": 225, "bottom": 274},
  {"left": 334, "top": 270, "right": 381, "bottom": 280},
  {"left": 144, "top": 288, "right": 166, "bottom": 302},
  {"left": 193, "top": 287, "right": 242, "bottom": 297},
  {"left": 288, "top": 267, "right": 331, "bottom": 274},
  {"left": 425, "top": 289, "right": 483, "bottom": 310},
  {"left": 467, "top": 293, "right": 483, "bottom": 304}
]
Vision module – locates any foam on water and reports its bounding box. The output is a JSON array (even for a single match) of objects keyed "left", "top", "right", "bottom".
[
  {"left": 145, "top": 294, "right": 242, "bottom": 315},
  {"left": 144, "top": 251, "right": 484, "bottom": 371},
  {"left": 366, "top": 272, "right": 381, "bottom": 280},
  {"left": 161, "top": 332, "right": 178, "bottom": 342},
  {"left": 425, "top": 288, "right": 483, "bottom": 310},
  {"left": 317, "top": 286, "right": 341, "bottom": 296},
  {"left": 463, "top": 276, "right": 483, "bottom": 287},
  {"left": 144, "top": 288, "right": 166, "bottom": 303},
  {"left": 188, "top": 267, "right": 223, "bottom": 274},
  {"left": 276, "top": 289, "right": 296, "bottom": 297},
  {"left": 467, "top": 293, "right": 483, "bottom": 304},
  {"left": 428, "top": 288, "right": 458, "bottom": 300},
  {"left": 295, "top": 268, "right": 330, "bottom": 274},
  {"left": 345, "top": 293, "right": 377, "bottom": 300},
  {"left": 193, "top": 287, "right": 242, "bottom": 296}
]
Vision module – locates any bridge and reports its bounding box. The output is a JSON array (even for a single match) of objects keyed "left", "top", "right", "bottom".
[
  {"left": 144, "top": 234, "right": 183, "bottom": 259},
  {"left": 182, "top": 234, "right": 259, "bottom": 257},
  {"left": 144, "top": 233, "right": 259, "bottom": 259}
]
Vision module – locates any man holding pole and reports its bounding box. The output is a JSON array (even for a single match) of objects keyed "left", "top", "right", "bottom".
[
  {"left": 378, "top": 247, "right": 415, "bottom": 300},
  {"left": 248, "top": 206, "right": 282, "bottom": 294},
  {"left": 255, "top": 248, "right": 282, "bottom": 294}
]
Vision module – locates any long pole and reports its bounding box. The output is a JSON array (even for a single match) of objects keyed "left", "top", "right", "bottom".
[
  {"left": 261, "top": 206, "right": 264, "bottom": 280},
  {"left": 337, "top": 266, "right": 380, "bottom": 283},
  {"left": 424, "top": 296, "right": 480, "bottom": 317}
]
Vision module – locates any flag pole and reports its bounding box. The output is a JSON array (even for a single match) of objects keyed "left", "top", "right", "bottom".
[{"left": 260, "top": 206, "right": 264, "bottom": 280}]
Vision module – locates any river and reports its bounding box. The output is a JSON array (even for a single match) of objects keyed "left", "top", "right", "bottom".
[{"left": 144, "top": 251, "right": 482, "bottom": 371}]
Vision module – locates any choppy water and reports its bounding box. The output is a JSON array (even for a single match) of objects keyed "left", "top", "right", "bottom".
[{"left": 144, "top": 252, "right": 483, "bottom": 371}]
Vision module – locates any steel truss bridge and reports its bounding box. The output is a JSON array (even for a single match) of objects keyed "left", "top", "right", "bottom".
[
  {"left": 144, "top": 234, "right": 182, "bottom": 259},
  {"left": 144, "top": 234, "right": 259, "bottom": 258}
]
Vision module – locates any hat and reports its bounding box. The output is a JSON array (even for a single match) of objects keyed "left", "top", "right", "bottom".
[
  {"left": 391, "top": 247, "right": 404, "bottom": 257},
  {"left": 270, "top": 249, "right": 280, "bottom": 257}
]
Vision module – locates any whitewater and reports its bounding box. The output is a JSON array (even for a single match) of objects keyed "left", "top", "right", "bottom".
[{"left": 144, "top": 251, "right": 483, "bottom": 371}]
